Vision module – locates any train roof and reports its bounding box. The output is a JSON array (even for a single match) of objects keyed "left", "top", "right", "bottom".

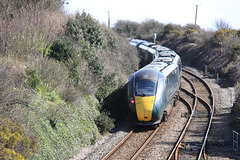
[
  {"left": 130, "top": 39, "right": 181, "bottom": 78},
  {"left": 129, "top": 39, "right": 148, "bottom": 47}
]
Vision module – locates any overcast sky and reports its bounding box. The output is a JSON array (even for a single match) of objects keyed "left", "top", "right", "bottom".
[{"left": 64, "top": 0, "right": 240, "bottom": 30}]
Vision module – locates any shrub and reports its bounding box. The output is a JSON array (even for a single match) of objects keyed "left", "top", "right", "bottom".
[
  {"left": 102, "top": 26, "right": 119, "bottom": 50},
  {"left": 137, "top": 19, "right": 165, "bottom": 39},
  {"left": 222, "top": 34, "right": 240, "bottom": 60},
  {"left": 233, "top": 84, "right": 240, "bottom": 132},
  {"left": 159, "top": 24, "right": 182, "bottom": 40},
  {"left": 26, "top": 87, "right": 100, "bottom": 159},
  {"left": 113, "top": 20, "right": 139, "bottom": 38},
  {"left": 81, "top": 41, "right": 104, "bottom": 76},
  {"left": 65, "top": 12, "right": 105, "bottom": 48},
  {"left": 0, "top": 0, "right": 65, "bottom": 11},
  {"left": 214, "top": 18, "right": 231, "bottom": 30},
  {"left": 0, "top": 118, "right": 37, "bottom": 159},
  {"left": 101, "top": 84, "right": 129, "bottom": 120},
  {"left": 183, "top": 23, "right": 201, "bottom": 30},
  {"left": 204, "top": 29, "right": 236, "bottom": 49},
  {"left": 48, "top": 36, "right": 75, "bottom": 62},
  {"left": 0, "top": 60, "right": 15, "bottom": 104},
  {"left": 94, "top": 112, "right": 115, "bottom": 135},
  {"left": 96, "top": 73, "right": 117, "bottom": 103},
  {"left": 25, "top": 66, "right": 42, "bottom": 89},
  {"left": 0, "top": 2, "right": 67, "bottom": 57}
]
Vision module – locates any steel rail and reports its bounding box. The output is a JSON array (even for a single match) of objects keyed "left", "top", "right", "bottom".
[
  {"left": 101, "top": 129, "right": 134, "bottom": 160},
  {"left": 182, "top": 68, "right": 215, "bottom": 160},
  {"left": 181, "top": 87, "right": 212, "bottom": 159},
  {"left": 168, "top": 74, "right": 198, "bottom": 160},
  {"left": 102, "top": 68, "right": 214, "bottom": 160},
  {"left": 102, "top": 126, "right": 160, "bottom": 160},
  {"left": 169, "top": 69, "right": 214, "bottom": 160},
  {"left": 167, "top": 95, "right": 194, "bottom": 160},
  {"left": 131, "top": 126, "right": 160, "bottom": 160}
]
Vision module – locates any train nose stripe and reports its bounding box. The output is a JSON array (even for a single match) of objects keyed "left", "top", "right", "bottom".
[{"left": 135, "top": 96, "right": 155, "bottom": 121}]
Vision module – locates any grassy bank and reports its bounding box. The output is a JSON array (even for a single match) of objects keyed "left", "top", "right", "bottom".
[{"left": 0, "top": 1, "right": 139, "bottom": 159}]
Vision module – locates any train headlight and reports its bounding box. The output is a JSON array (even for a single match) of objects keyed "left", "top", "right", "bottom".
[{"left": 131, "top": 99, "right": 135, "bottom": 104}]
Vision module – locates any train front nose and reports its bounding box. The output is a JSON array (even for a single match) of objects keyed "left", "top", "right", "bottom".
[{"left": 135, "top": 96, "right": 155, "bottom": 121}]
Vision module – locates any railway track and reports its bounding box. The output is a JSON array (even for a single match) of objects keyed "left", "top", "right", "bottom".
[
  {"left": 168, "top": 68, "right": 215, "bottom": 160},
  {"left": 101, "top": 68, "right": 214, "bottom": 160},
  {"left": 102, "top": 126, "right": 159, "bottom": 160}
]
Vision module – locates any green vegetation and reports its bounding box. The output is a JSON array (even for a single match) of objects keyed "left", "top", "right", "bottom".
[
  {"left": 0, "top": 1, "right": 139, "bottom": 159},
  {"left": 114, "top": 19, "right": 240, "bottom": 132},
  {"left": 65, "top": 12, "right": 105, "bottom": 48},
  {"left": 49, "top": 37, "right": 75, "bottom": 62},
  {"left": 0, "top": 118, "right": 37, "bottom": 159},
  {"left": 113, "top": 19, "right": 240, "bottom": 86},
  {"left": 3, "top": 0, "right": 240, "bottom": 158},
  {"left": 233, "top": 85, "right": 240, "bottom": 132},
  {"left": 95, "top": 112, "right": 115, "bottom": 135}
]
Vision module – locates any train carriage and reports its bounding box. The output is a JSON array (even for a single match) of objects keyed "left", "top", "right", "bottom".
[{"left": 128, "top": 39, "right": 182, "bottom": 125}]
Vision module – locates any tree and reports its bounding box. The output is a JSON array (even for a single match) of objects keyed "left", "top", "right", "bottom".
[
  {"left": 113, "top": 20, "right": 139, "bottom": 37},
  {"left": 214, "top": 18, "right": 231, "bottom": 30},
  {"left": 65, "top": 12, "right": 105, "bottom": 48}
]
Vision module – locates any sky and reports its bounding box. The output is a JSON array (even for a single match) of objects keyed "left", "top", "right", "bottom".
[{"left": 64, "top": 0, "right": 240, "bottom": 30}]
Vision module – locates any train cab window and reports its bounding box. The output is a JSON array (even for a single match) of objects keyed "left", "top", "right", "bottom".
[
  {"left": 128, "top": 75, "right": 135, "bottom": 97},
  {"left": 135, "top": 79, "right": 157, "bottom": 96}
]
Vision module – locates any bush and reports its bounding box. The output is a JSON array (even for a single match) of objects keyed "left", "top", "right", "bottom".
[
  {"left": 26, "top": 84, "right": 100, "bottom": 159},
  {"left": 81, "top": 41, "right": 104, "bottom": 76},
  {"left": 26, "top": 66, "right": 42, "bottom": 90},
  {"left": 222, "top": 34, "right": 240, "bottom": 60},
  {"left": 100, "top": 84, "right": 129, "bottom": 120},
  {"left": 65, "top": 12, "right": 105, "bottom": 48},
  {"left": 102, "top": 26, "right": 119, "bottom": 50},
  {"left": 0, "top": 2, "right": 67, "bottom": 57},
  {"left": 95, "top": 112, "right": 115, "bottom": 135},
  {"left": 113, "top": 20, "right": 139, "bottom": 38},
  {"left": 159, "top": 24, "right": 182, "bottom": 40},
  {"left": 233, "top": 85, "right": 240, "bottom": 132},
  {"left": 96, "top": 73, "right": 117, "bottom": 103},
  {"left": 48, "top": 36, "right": 75, "bottom": 62},
  {"left": 0, "top": 118, "right": 37, "bottom": 159},
  {"left": 204, "top": 29, "right": 236, "bottom": 49},
  {"left": 183, "top": 24, "right": 201, "bottom": 30},
  {"left": 137, "top": 19, "right": 165, "bottom": 39},
  {"left": 0, "top": 0, "right": 65, "bottom": 11}
]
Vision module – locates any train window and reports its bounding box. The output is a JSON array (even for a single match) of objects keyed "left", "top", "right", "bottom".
[
  {"left": 135, "top": 79, "right": 157, "bottom": 96},
  {"left": 169, "top": 69, "right": 177, "bottom": 88},
  {"left": 128, "top": 75, "right": 135, "bottom": 97},
  {"left": 178, "top": 60, "right": 182, "bottom": 76}
]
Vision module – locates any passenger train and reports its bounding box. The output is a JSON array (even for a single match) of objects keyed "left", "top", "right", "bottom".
[{"left": 128, "top": 39, "right": 182, "bottom": 125}]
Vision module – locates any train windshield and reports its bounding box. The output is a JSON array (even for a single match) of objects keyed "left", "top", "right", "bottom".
[{"left": 135, "top": 79, "right": 157, "bottom": 96}]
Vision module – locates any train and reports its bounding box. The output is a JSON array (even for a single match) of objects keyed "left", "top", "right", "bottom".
[{"left": 128, "top": 39, "right": 182, "bottom": 125}]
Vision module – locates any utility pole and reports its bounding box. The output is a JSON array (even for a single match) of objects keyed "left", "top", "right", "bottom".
[
  {"left": 107, "top": 11, "right": 111, "bottom": 28},
  {"left": 194, "top": 4, "right": 200, "bottom": 25}
]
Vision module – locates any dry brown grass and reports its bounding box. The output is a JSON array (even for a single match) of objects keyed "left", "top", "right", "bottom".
[{"left": 0, "top": 4, "right": 68, "bottom": 57}]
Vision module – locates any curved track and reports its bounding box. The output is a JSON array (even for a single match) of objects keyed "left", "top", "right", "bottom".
[
  {"left": 168, "top": 68, "right": 215, "bottom": 160},
  {"left": 101, "top": 68, "right": 214, "bottom": 160}
]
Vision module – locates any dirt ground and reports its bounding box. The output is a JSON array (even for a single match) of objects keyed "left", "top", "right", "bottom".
[{"left": 205, "top": 78, "right": 240, "bottom": 159}]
